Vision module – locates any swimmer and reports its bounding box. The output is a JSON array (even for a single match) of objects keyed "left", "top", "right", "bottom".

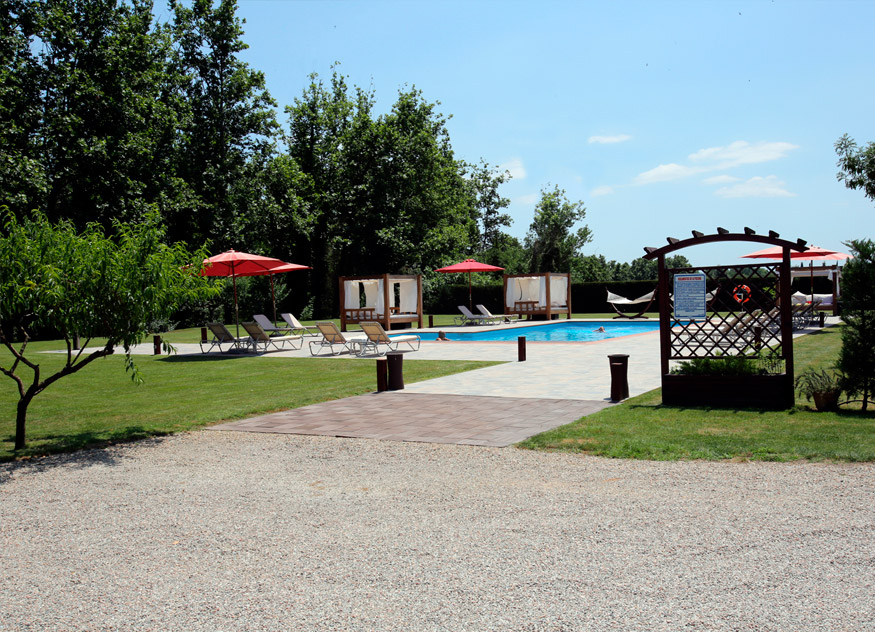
[
  {"left": 593, "top": 326, "right": 606, "bottom": 333},
  {"left": 437, "top": 331, "right": 450, "bottom": 341}
]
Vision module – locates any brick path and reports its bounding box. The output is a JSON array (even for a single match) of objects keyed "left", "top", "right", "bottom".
[{"left": 209, "top": 392, "right": 613, "bottom": 447}]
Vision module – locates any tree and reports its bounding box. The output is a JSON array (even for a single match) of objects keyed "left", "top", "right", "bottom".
[
  {"left": 836, "top": 238, "right": 875, "bottom": 410},
  {"left": 835, "top": 135, "right": 875, "bottom": 202},
  {"left": 0, "top": 210, "right": 216, "bottom": 449},
  {"left": 4, "top": 0, "right": 184, "bottom": 229},
  {"left": 525, "top": 185, "right": 591, "bottom": 272},
  {"left": 168, "top": 0, "right": 279, "bottom": 247}
]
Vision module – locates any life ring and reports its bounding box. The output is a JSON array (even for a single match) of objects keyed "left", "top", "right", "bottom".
[{"left": 733, "top": 284, "right": 751, "bottom": 304}]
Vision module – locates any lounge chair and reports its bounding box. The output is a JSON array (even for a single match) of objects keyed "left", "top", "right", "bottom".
[
  {"left": 309, "top": 321, "right": 368, "bottom": 356},
  {"left": 606, "top": 289, "right": 656, "bottom": 319},
  {"left": 253, "top": 313, "right": 292, "bottom": 335},
  {"left": 241, "top": 321, "right": 303, "bottom": 353},
  {"left": 476, "top": 304, "right": 519, "bottom": 323},
  {"left": 357, "top": 321, "right": 421, "bottom": 356},
  {"left": 200, "top": 322, "right": 249, "bottom": 353},
  {"left": 454, "top": 305, "right": 498, "bottom": 326},
  {"left": 280, "top": 313, "right": 319, "bottom": 337}
]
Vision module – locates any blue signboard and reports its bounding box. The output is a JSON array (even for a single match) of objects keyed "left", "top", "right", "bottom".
[{"left": 673, "top": 273, "right": 707, "bottom": 320}]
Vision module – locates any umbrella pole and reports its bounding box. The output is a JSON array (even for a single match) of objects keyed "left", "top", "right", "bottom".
[
  {"left": 233, "top": 273, "right": 240, "bottom": 340},
  {"left": 468, "top": 272, "right": 473, "bottom": 311},
  {"left": 270, "top": 274, "right": 277, "bottom": 323}
]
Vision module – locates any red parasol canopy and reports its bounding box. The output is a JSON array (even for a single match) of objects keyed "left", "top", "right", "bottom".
[
  {"left": 740, "top": 245, "right": 845, "bottom": 260},
  {"left": 202, "top": 250, "right": 309, "bottom": 337},
  {"left": 741, "top": 245, "right": 852, "bottom": 304},
  {"left": 435, "top": 259, "right": 504, "bottom": 310}
]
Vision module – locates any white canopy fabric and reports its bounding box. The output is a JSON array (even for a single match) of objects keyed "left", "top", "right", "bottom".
[
  {"left": 398, "top": 279, "right": 417, "bottom": 313},
  {"left": 550, "top": 276, "right": 568, "bottom": 306}
]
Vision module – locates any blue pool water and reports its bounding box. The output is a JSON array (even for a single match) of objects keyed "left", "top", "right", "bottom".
[{"left": 417, "top": 320, "right": 660, "bottom": 342}]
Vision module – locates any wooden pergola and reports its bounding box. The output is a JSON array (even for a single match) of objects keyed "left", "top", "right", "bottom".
[
  {"left": 338, "top": 274, "right": 423, "bottom": 332},
  {"left": 502, "top": 272, "right": 572, "bottom": 320},
  {"left": 643, "top": 227, "right": 808, "bottom": 409}
]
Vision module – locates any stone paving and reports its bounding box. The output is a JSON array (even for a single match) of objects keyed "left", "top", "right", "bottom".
[
  {"left": 210, "top": 392, "right": 613, "bottom": 447},
  {"left": 135, "top": 317, "right": 839, "bottom": 447}
]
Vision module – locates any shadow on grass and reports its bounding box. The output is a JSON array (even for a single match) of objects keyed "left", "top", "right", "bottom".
[
  {"left": 158, "top": 353, "right": 255, "bottom": 363},
  {"left": 1, "top": 426, "right": 173, "bottom": 466}
]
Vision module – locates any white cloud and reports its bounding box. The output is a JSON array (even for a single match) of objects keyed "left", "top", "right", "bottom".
[
  {"left": 714, "top": 176, "right": 796, "bottom": 198},
  {"left": 689, "top": 141, "right": 799, "bottom": 167},
  {"left": 703, "top": 175, "right": 741, "bottom": 185},
  {"left": 588, "top": 134, "right": 632, "bottom": 144},
  {"left": 515, "top": 193, "right": 538, "bottom": 205},
  {"left": 499, "top": 158, "right": 526, "bottom": 179},
  {"left": 633, "top": 163, "right": 707, "bottom": 185},
  {"left": 591, "top": 185, "right": 615, "bottom": 197},
  {"left": 634, "top": 140, "right": 799, "bottom": 186}
]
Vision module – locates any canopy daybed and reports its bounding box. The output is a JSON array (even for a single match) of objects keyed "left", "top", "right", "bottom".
[
  {"left": 790, "top": 264, "right": 842, "bottom": 315},
  {"left": 338, "top": 274, "right": 423, "bottom": 331},
  {"left": 503, "top": 272, "right": 572, "bottom": 320}
]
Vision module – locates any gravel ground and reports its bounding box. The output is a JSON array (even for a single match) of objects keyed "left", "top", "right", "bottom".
[{"left": 1, "top": 431, "right": 873, "bottom": 632}]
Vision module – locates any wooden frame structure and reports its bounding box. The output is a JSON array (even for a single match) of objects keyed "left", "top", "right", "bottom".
[
  {"left": 338, "top": 274, "right": 423, "bottom": 332},
  {"left": 791, "top": 263, "right": 842, "bottom": 315},
  {"left": 502, "top": 272, "right": 572, "bottom": 320},
  {"left": 643, "top": 227, "right": 808, "bottom": 410}
]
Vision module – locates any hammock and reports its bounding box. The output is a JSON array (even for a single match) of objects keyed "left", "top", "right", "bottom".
[{"left": 606, "top": 289, "right": 656, "bottom": 319}]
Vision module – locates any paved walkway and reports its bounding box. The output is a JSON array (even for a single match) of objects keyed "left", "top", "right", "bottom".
[
  {"left": 210, "top": 393, "right": 612, "bottom": 447},
  {"left": 140, "top": 318, "right": 839, "bottom": 447}
]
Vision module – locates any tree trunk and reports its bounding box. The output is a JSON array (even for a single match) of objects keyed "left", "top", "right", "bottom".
[{"left": 15, "top": 393, "right": 33, "bottom": 450}]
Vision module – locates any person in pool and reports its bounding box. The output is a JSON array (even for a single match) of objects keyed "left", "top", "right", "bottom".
[{"left": 593, "top": 326, "right": 606, "bottom": 333}]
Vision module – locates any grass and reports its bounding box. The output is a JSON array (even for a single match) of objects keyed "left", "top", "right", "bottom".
[
  {"left": 0, "top": 332, "right": 496, "bottom": 461},
  {"left": 520, "top": 325, "right": 875, "bottom": 462}
]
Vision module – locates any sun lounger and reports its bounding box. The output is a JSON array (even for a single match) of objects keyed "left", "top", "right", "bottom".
[
  {"left": 253, "top": 313, "right": 292, "bottom": 335},
  {"left": 309, "top": 321, "right": 368, "bottom": 356},
  {"left": 200, "top": 322, "right": 250, "bottom": 353},
  {"left": 241, "top": 321, "right": 303, "bottom": 353},
  {"left": 454, "top": 305, "right": 497, "bottom": 326},
  {"left": 476, "top": 304, "right": 518, "bottom": 323},
  {"left": 357, "top": 321, "right": 421, "bottom": 356},
  {"left": 280, "top": 313, "right": 319, "bottom": 337}
]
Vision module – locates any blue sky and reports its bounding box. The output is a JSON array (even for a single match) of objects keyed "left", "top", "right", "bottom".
[{"left": 219, "top": 0, "right": 874, "bottom": 266}]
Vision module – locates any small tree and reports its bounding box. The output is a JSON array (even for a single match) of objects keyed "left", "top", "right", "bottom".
[
  {"left": 835, "top": 135, "right": 875, "bottom": 202},
  {"left": 525, "top": 185, "right": 591, "bottom": 273},
  {"left": 0, "top": 211, "right": 216, "bottom": 449},
  {"left": 835, "top": 239, "right": 875, "bottom": 410}
]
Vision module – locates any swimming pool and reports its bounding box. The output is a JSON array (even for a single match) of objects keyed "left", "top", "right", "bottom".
[{"left": 418, "top": 320, "right": 660, "bottom": 342}]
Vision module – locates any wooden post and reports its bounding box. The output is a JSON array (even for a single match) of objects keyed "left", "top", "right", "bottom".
[
  {"left": 518, "top": 336, "right": 526, "bottom": 362},
  {"left": 339, "top": 277, "right": 347, "bottom": 332},
  {"left": 428, "top": 314, "right": 434, "bottom": 328},
  {"left": 376, "top": 357, "right": 388, "bottom": 392},
  {"left": 153, "top": 335, "right": 162, "bottom": 355}
]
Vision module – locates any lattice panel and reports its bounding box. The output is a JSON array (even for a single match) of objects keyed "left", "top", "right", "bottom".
[{"left": 668, "top": 264, "right": 786, "bottom": 373}]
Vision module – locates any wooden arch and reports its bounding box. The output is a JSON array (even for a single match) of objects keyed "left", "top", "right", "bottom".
[{"left": 643, "top": 227, "right": 809, "bottom": 410}]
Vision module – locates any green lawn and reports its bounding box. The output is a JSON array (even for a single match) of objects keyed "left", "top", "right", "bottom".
[
  {"left": 520, "top": 326, "right": 875, "bottom": 462},
  {"left": 0, "top": 336, "right": 496, "bottom": 461}
]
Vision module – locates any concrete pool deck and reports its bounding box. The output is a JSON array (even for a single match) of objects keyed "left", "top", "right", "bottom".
[{"left": 120, "top": 317, "right": 839, "bottom": 447}]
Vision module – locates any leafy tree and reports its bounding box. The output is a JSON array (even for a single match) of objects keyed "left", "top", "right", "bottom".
[
  {"left": 525, "top": 185, "right": 591, "bottom": 272},
  {"left": 168, "top": 0, "right": 279, "bottom": 247},
  {"left": 0, "top": 210, "right": 216, "bottom": 450},
  {"left": 6, "top": 0, "right": 183, "bottom": 229},
  {"left": 836, "top": 238, "right": 875, "bottom": 410},
  {"left": 835, "top": 134, "right": 875, "bottom": 202},
  {"left": 285, "top": 72, "right": 486, "bottom": 316}
]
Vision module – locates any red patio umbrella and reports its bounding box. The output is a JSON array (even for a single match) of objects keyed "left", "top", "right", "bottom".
[
  {"left": 435, "top": 258, "right": 504, "bottom": 310},
  {"left": 248, "top": 262, "right": 311, "bottom": 323},
  {"left": 202, "top": 250, "right": 308, "bottom": 338},
  {"left": 741, "top": 245, "right": 852, "bottom": 303}
]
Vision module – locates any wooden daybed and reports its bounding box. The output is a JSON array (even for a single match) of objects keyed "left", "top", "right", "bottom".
[
  {"left": 503, "top": 272, "right": 572, "bottom": 320},
  {"left": 790, "top": 264, "right": 842, "bottom": 315},
  {"left": 338, "top": 274, "right": 423, "bottom": 332}
]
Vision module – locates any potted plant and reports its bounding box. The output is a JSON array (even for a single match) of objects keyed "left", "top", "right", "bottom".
[{"left": 794, "top": 368, "right": 843, "bottom": 411}]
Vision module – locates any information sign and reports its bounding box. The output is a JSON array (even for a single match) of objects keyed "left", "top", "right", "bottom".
[{"left": 673, "top": 273, "right": 707, "bottom": 320}]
